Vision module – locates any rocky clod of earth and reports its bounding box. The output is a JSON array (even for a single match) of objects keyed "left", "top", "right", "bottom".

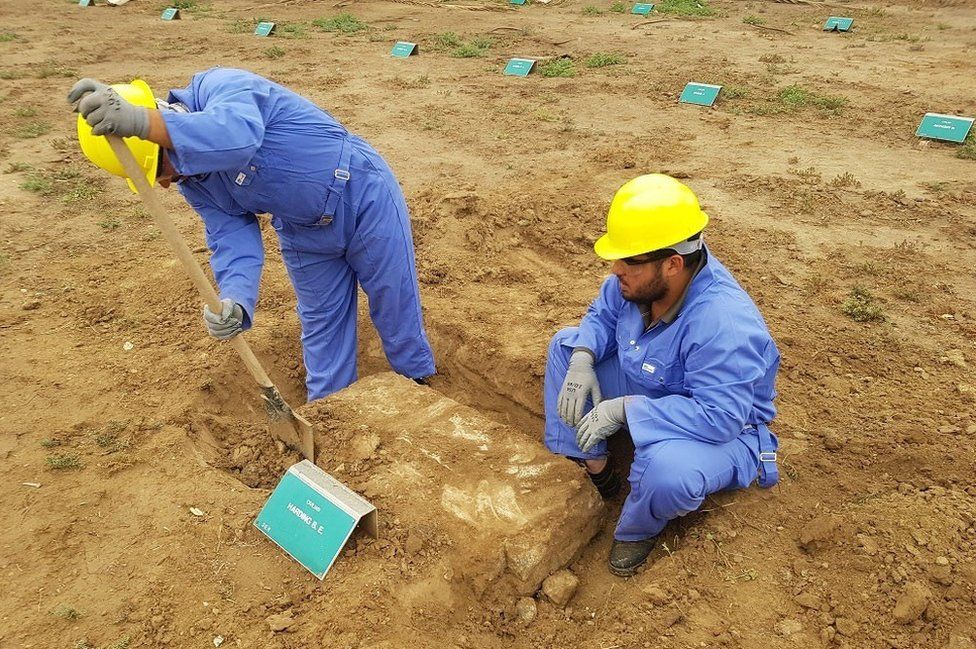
[
  {"left": 298, "top": 373, "right": 603, "bottom": 609},
  {"left": 893, "top": 581, "right": 933, "bottom": 624},
  {"left": 542, "top": 570, "right": 580, "bottom": 607},
  {"left": 798, "top": 513, "right": 844, "bottom": 552}
]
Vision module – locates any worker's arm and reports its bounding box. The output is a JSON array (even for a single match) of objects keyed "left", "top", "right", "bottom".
[
  {"left": 567, "top": 275, "right": 624, "bottom": 362},
  {"left": 182, "top": 185, "right": 265, "bottom": 329},
  {"left": 159, "top": 68, "right": 268, "bottom": 176},
  {"left": 146, "top": 110, "right": 173, "bottom": 149},
  {"left": 625, "top": 312, "right": 772, "bottom": 447}
]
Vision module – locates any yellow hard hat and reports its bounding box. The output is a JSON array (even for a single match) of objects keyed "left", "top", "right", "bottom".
[
  {"left": 594, "top": 174, "right": 709, "bottom": 260},
  {"left": 76, "top": 79, "right": 158, "bottom": 193}
]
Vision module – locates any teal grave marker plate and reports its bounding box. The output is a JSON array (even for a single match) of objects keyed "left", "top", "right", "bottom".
[
  {"left": 254, "top": 21, "right": 276, "bottom": 37},
  {"left": 511, "top": 0, "right": 527, "bottom": 5},
  {"left": 391, "top": 41, "right": 418, "bottom": 58},
  {"left": 915, "top": 113, "right": 974, "bottom": 144},
  {"left": 679, "top": 82, "right": 722, "bottom": 106},
  {"left": 632, "top": 3, "right": 654, "bottom": 15},
  {"left": 161, "top": 7, "right": 180, "bottom": 20},
  {"left": 504, "top": 58, "right": 536, "bottom": 77},
  {"left": 254, "top": 460, "right": 378, "bottom": 580},
  {"left": 78, "top": 0, "right": 93, "bottom": 6},
  {"left": 823, "top": 17, "right": 853, "bottom": 31}
]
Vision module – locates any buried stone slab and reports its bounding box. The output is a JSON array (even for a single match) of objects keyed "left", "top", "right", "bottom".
[{"left": 298, "top": 372, "right": 604, "bottom": 602}]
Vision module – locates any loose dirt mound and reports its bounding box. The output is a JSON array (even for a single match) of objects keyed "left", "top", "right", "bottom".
[{"left": 1, "top": 0, "right": 975, "bottom": 647}]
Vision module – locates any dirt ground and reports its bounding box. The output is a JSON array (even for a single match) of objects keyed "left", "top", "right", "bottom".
[{"left": 1, "top": 0, "right": 975, "bottom": 646}]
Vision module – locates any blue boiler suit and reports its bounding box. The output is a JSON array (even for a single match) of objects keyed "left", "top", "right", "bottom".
[
  {"left": 543, "top": 249, "right": 780, "bottom": 541},
  {"left": 160, "top": 68, "right": 435, "bottom": 401}
]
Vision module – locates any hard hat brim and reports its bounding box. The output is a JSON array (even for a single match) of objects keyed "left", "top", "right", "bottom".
[{"left": 594, "top": 211, "right": 709, "bottom": 260}]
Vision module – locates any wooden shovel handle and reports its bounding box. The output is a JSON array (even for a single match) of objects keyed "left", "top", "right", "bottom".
[{"left": 106, "top": 135, "right": 275, "bottom": 390}]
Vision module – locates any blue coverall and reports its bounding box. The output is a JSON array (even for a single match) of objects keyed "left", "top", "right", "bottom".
[
  {"left": 543, "top": 249, "right": 780, "bottom": 541},
  {"left": 160, "top": 68, "right": 435, "bottom": 401}
]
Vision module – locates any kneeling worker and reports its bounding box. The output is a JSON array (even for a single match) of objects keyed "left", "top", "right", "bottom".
[
  {"left": 68, "top": 69, "right": 435, "bottom": 401},
  {"left": 543, "top": 174, "right": 780, "bottom": 576}
]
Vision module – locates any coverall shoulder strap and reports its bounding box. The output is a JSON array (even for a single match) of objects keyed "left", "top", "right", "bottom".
[
  {"left": 754, "top": 423, "right": 778, "bottom": 488},
  {"left": 323, "top": 134, "right": 353, "bottom": 217}
]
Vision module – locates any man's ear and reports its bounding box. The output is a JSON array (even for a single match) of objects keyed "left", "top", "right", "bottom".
[{"left": 663, "top": 254, "right": 684, "bottom": 278}]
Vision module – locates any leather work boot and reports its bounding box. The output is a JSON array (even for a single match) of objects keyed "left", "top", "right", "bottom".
[
  {"left": 608, "top": 537, "right": 657, "bottom": 576},
  {"left": 586, "top": 461, "right": 622, "bottom": 499}
]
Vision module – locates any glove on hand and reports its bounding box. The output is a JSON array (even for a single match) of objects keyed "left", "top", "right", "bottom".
[
  {"left": 576, "top": 397, "right": 627, "bottom": 454},
  {"left": 558, "top": 350, "right": 603, "bottom": 428},
  {"left": 203, "top": 299, "right": 244, "bottom": 341},
  {"left": 69, "top": 78, "right": 149, "bottom": 138}
]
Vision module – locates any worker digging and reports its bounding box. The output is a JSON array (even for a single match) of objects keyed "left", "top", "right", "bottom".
[
  {"left": 544, "top": 174, "right": 781, "bottom": 576},
  {"left": 68, "top": 68, "right": 436, "bottom": 402}
]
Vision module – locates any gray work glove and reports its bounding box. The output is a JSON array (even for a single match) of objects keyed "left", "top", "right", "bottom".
[
  {"left": 558, "top": 350, "right": 603, "bottom": 428},
  {"left": 68, "top": 78, "right": 150, "bottom": 138},
  {"left": 576, "top": 397, "right": 627, "bottom": 454},
  {"left": 203, "top": 299, "right": 244, "bottom": 341}
]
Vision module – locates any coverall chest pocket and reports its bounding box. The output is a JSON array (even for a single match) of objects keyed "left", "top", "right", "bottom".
[{"left": 639, "top": 356, "right": 687, "bottom": 396}]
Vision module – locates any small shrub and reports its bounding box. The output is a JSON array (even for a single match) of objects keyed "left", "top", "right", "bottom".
[
  {"left": 582, "top": 5, "right": 603, "bottom": 15},
  {"left": 723, "top": 85, "right": 748, "bottom": 99},
  {"left": 0, "top": 70, "right": 25, "bottom": 80},
  {"left": 5, "top": 161, "right": 32, "bottom": 173},
  {"left": 35, "top": 61, "right": 77, "bottom": 79},
  {"left": 841, "top": 286, "right": 886, "bottom": 322},
  {"left": 957, "top": 134, "right": 976, "bottom": 161},
  {"left": 435, "top": 31, "right": 461, "bottom": 48},
  {"left": 40, "top": 438, "right": 60, "bottom": 448},
  {"left": 46, "top": 453, "right": 83, "bottom": 470},
  {"left": 278, "top": 23, "right": 307, "bottom": 39},
  {"left": 51, "top": 605, "right": 82, "bottom": 620},
  {"left": 609, "top": 1, "right": 627, "bottom": 12},
  {"left": 312, "top": 13, "right": 367, "bottom": 33},
  {"left": 0, "top": 31, "right": 19, "bottom": 42},
  {"left": 451, "top": 38, "right": 492, "bottom": 58},
  {"left": 21, "top": 172, "right": 53, "bottom": 194},
  {"left": 98, "top": 218, "right": 121, "bottom": 230},
  {"left": 14, "top": 122, "right": 49, "bottom": 138},
  {"left": 585, "top": 52, "right": 625, "bottom": 67},
  {"left": 264, "top": 45, "right": 285, "bottom": 59},
  {"left": 540, "top": 58, "right": 576, "bottom": 77},
  {"left": 14, "top": 106, "right": 37, "bottom": 117},
  {"left": 171, "top": 0, "right": 196, "bottom": 8},
  {"left": 656, "top": 0, "right": 715, "bottom": 17},
  {"left": 742, "top": 15, "right": 765, "bottom": 25}
]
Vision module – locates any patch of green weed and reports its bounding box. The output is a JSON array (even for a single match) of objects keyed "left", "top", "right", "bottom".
[
  {"left": 0, "top": 70, "right": 25, "bottom": 80},
  {"left": 264, "top": 45, "right": 285, "bottom": 59},
  {"left": 582, "top": 5, "right": 603, "bottom": 15},
  {"left": 777, "top": 84, "right": 847, "bottom": 115},
  {"left": 278, "top": 22, "right": 307, "bottom": 39},
  {"left": 40, "top": 439, "right": 60, "bottom": 448},
  {"left": 656, "top": 0, "right": 715, "bottom": 17},
  {"left": 723, "top": 85, "right": 749, "bottom": 99},
  {"left": 46, "top": 453, "right": 83, "bottom": 470},
  {"left": 14, "top": 106, "right": 37, "bottom": 117},
  {"left": 609, "top": 1, "right": 627, "bottom": 12},
  {"left": 0, "top": 31, "right": 20, "bottom": 42},
  {"left": 585, "top": 52, "right": 625, "bottom": 67},
  {"left": 540, "top": 58, "right": 576, "bottom": 77},
  {"left": 841, "top": 285, "right": 886, "bottom": 322},
  {"left": 957, "top": 134, "right": 976, "bottom": 161},
  {"left": 742, "top": 15, "right": 765, "bottom": 25},
  {"left": 312, "top": 13, "right": 367, "bottom": 33},
  {"left": 6, "top": 161, "right": 32, "bottom": 173},
  {"left": 451, "top": 36, "right": 492, "bottom": 58},
  {"left": 14, "top": 122, "right": 50, "bottom": 138},
  {"left": 35, "top": 61, "right": 77, "bottom": 79},
  {"left": 98, "top": 218, "right": 121, "bottom": 230},
  {"left": 51, "top": 605, "right": 82, "bottom": 620},
  {"left": 435, "top": 31, "right": 461, "bottom": 48}
]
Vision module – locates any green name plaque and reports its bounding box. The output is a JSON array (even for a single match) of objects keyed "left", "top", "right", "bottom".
[{"left": 254, "top": 460, "right": 378, "bottom": 580}]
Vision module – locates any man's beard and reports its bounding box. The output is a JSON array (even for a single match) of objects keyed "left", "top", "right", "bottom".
[{"left": 621, "top": 274, "right": 667, "bottom": 305}]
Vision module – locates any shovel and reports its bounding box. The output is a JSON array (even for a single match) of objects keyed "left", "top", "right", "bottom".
[{"left": 105, "top": 135, "right": 315, "bottom": 461}]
